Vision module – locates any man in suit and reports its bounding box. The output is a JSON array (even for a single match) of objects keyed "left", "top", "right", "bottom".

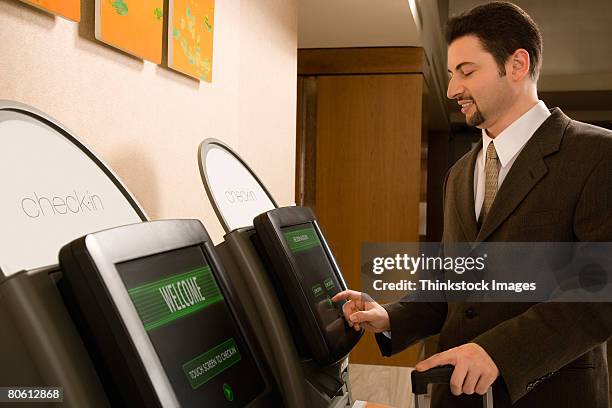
[{"left": 333, "top": 2, "right": 612, "bottom": 407}]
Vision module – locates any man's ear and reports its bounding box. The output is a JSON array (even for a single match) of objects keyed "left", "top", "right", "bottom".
[{"left": 510, "top": 49, "right": 530, "bottom": 81}]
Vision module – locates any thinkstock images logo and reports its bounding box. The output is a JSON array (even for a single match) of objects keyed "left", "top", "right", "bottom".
[{"left": 20, "top": 190, "right": 105, "bottom": 218}]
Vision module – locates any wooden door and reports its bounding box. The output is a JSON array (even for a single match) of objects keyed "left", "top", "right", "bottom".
[{"left": 297, "top": 67, "right": 425, "bottom": 366}]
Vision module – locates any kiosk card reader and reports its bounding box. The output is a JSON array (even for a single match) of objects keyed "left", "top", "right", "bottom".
[
  {"left": 59, "top": 220, "right": 275, "bottom": 407},
  {"left": 253, "top": 207, "right": 363, "bottom": 366}
]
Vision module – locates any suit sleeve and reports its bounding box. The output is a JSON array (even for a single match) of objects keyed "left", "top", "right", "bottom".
[
  {"left": 472, "top": 153, "right": 612, "bottom": 403},
  {"left": 375, "top": 301, "right": 448, "bottom": 356}
]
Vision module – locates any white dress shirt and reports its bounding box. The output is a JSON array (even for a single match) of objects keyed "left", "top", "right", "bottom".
[
  {"left": 474, "top": 100, "right": 551, "bottom": 219},
  {"left": 382, "top": 101, "right": 551, "bottom": 340}
]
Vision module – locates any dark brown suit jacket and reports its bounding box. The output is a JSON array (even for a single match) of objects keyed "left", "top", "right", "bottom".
[{"left": 376, "top": 108, "right": 612, "bottom": 407}]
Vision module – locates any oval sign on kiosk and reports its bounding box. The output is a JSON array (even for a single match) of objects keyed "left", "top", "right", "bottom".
[
  {"left": 0, "top": 101, "right": 146, "bottom": 275},
  {"left": 198, "top": 139, "right": 277, "bottom": 232}
]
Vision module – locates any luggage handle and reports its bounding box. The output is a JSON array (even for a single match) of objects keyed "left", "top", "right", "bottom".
[{"left": 411, "top": 365, "right": 493, "bottom": 408}]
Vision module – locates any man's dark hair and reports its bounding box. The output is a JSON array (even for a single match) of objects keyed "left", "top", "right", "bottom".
[{"left": 446, "top": 2, "right": 543, "bottom": 81}]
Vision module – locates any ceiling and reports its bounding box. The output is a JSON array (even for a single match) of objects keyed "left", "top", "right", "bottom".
[
  {"left": 298, "top": 0, "right": 421, "bottom": 48},
  {"left": 298, "top": 0, "right": 612, "bottom": 126}
]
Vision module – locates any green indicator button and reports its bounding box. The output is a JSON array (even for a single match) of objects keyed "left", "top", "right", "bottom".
[
  {"left": 182, "top": 338, "right": 242, "bottom": 390},
  {"left": 323, "top": 277, "right": 335, "bottom": 291},
  {"left": 223, "top": 383, "right": 234, "bottom": 401},
  {"left": 312, "top": 284, "right": 324, "bottom": 297}
]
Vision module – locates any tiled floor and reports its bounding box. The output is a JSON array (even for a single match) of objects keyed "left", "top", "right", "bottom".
[{"left": 349, "top": 363, "right": 431, "bottom": 408}]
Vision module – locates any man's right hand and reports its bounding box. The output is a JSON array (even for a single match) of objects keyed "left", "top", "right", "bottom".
[{"left": 332, "top": 290, "right": 390, "bottom": 333}]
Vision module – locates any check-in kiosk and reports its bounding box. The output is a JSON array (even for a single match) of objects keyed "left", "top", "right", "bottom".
[
  {"left": 198, "top": 139, "right": 363, "bottom": 408},
  {"left": 59, "top": 220, "right": 278, "bottom": 407},
  {"left": 0, "top": 100, "right": 147, "bottom": 407},
  {"left": 0, "top": 102, "right": 280, "bottom": 408},
  {"left": 253, "top": 206, "right": 362, "bottom": 366}
]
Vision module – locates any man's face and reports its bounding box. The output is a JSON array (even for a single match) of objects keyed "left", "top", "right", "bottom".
[{"left": 447, "top": 35, "right": 513, "bottom": 129}]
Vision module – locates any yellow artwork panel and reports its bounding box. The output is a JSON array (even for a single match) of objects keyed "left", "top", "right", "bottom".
[
  {"left": 20, "top": 0, "right": 80, "bottom": 22},
  {"left": 168, "top": 0, "right": 215, "bottom": 82},
  {"left": 95, "top": 0, "right": 164, "bottom": 64}
]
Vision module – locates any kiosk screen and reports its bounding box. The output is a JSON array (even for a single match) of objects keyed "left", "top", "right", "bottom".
[
  {"left": 280, "top": 223, "right": 350, "bottom": 349},
  {"left": 282, "top": 223, "right": 341, "bottom": 300},
  {"left": 116, "top": 245, "right": 265, "bottom": 407}
]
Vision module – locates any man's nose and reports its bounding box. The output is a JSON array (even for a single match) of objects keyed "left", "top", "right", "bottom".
[{"left": 447, "top": 75, "right": 463, "bottom": 100}]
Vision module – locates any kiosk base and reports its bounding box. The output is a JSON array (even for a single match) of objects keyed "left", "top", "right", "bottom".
[
  {"left": 303, "top": 359, "right": 352, "bottom": 407},
  {"left": 0, "top": 268, "right": 110, "bottom": 408}
]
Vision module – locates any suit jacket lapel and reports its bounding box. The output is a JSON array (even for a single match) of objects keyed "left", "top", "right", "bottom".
[
  {"left": 475, "top": 108, "right": 569, "bottom": 242},
  {"left": 455, "top": 142, "right": 480, "bottom": 242}
]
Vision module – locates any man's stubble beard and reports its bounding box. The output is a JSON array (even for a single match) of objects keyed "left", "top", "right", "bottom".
[{"left": 467, "top": 105, "right": 485, "bottom": 127}]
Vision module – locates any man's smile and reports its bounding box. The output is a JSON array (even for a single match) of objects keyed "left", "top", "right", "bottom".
[{"left": 458, "top": 99, "right": 475, "bottom": 114}]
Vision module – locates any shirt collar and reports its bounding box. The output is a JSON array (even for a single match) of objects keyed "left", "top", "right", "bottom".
[{"left": 481, "top": 100, "right": 551, "bottom": 168}]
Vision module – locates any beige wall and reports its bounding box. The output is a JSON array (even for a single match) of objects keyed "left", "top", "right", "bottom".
[{"left": 0, "top": 0, "right": 297, "bottom": 243}]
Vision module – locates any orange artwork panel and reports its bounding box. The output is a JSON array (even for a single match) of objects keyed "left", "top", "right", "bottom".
[
  {"left": 95, "top": 0, "right": 164, "bottom": 64},
  {"left": 20, "top": 0, "right": 80, "bottom": 22},
  {"left": 168, "top": 0, "right": 215, "bottom": 82}
]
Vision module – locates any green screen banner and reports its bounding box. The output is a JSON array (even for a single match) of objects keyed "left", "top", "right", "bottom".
[
  {"left": 128, "top": 266, "right": 224, "bottom": 331},
  {"left": 283, "top": 226, "right": 321, "bottom": 253},
  {"left": 182, "top": 338, "right": 242, "bottom": 389}
]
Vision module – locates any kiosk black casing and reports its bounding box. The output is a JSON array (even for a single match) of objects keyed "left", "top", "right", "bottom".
[
  {"left": 59, "top": 220, "right": 277, "bottom": 408},
  {"left": 253, "top": 206, "right": 363, "bottom": 366}
]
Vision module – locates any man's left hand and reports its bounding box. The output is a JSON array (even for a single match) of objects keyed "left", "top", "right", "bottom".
[{"left": 415, "top": 343, "right": 499, "bottom": 396}]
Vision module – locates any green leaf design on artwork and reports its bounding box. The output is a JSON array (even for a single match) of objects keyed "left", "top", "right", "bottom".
[
  {"left": 154, "top": 7, "right": 163, "bottom": 20},
  {"left": 172, "top": 6, "right": 214, "bottom": 81},
  {"left": 204, "top": 16, "right": 212, "bottom": 32},
  {"left": 111, "top": 0, "right": 128, "bottom": 16}
]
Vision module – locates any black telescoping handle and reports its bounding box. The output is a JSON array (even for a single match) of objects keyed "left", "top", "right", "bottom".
[{"left": 411, "top": 365, "right": 454, "bottom": 395}]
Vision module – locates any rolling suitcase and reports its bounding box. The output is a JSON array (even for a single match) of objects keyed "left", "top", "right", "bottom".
[{"left": 411, "top": 365, "right": 493, "bottom": 408}]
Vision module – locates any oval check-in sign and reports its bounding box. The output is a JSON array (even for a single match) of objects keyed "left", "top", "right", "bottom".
[
  {"left": 0, "top": 101, "right": 145, "bottom": 275},
  {"left": 198, "top": 139, "right": 277, "bottom": 232}
]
